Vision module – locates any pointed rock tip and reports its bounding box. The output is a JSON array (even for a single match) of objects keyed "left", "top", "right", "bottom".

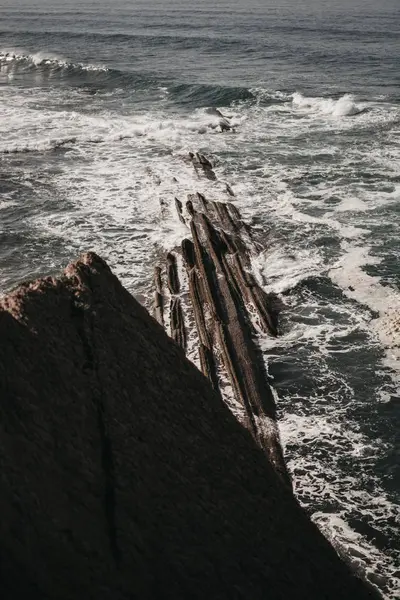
[{"left": 64, "top": 252, "right": 112, "bottom": 278}]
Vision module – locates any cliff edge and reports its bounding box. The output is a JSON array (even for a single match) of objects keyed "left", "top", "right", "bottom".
[{"left": 0, "top": 253, "right": 379, "bottom": 599}]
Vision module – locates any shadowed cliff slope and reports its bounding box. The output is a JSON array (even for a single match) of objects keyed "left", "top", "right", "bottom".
[{"left": 0, "top": 253, "right": 379, "bottom": 599}]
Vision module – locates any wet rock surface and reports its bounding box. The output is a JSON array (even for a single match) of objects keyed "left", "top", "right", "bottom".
[{"left": 155, "top": 175, "right": 288, "bottom": 484}]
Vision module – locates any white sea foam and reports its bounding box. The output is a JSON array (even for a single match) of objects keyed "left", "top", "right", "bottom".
[
  {"left": 313, "top": 514, "right": 400, "bottom": 595},
  {"left": 252, "top": 245, "right": 324, "bottom": 294},
  {"left": 330, "top": 243, "right": 400, "bottom": 366},
  {"left": 247, "top": 181, "right": 399, "bottom": 600},
  {"left": 0, "top": 49, "right": 108, "bottom": 72},
  {"left": 292, "top": 92, "right": 364, "bottom": 117},
  {"left": 249, "top": 87, "right": 292, "bottom": 105},
  {"left": 266, "top": 338, "right": 400, "bottom": 599}
]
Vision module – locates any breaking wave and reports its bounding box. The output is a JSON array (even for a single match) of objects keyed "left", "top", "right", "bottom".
[
  {"left": 292, "top": 92, "right": 365, "bottom": 117},
  {"left": 5, "top": 51, "right": 370, "bottom": 115},
  {"left": 0, "top": 50, "right": 109, "bottom": 73},
  {"left": 0, "top": 50, "right": 258, "bottom": 106},
  {"left": 0, "top": 50, "right": 159, "bottom": 91},
  {"left": 0, "top": 136, "right": 79, "bottom": 154}
]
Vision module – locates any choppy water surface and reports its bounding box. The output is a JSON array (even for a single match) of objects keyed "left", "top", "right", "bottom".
[{"left": 0, "top": 0, "right": 399, "bottom": 595}]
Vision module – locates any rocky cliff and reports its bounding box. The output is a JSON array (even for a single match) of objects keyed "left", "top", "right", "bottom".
[{"left": 0, "top": 253, "right": 379, "bottom": 599}]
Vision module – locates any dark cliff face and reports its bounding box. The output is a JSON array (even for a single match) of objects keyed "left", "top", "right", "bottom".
[{"left": 0, "top": 253, "right": 379, "bottom": 600}]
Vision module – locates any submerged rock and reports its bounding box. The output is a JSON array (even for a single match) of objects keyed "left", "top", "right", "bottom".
[{"left": 0, "top": 253, "right": 379, "bottom": 600}]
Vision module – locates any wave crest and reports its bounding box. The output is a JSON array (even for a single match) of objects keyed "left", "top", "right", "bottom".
[
  {"left": 292, "top": 92, "right": 364, "bottom": 117},
  {"left": 0, "top": 50, "right": 109, "bottom": 75}
]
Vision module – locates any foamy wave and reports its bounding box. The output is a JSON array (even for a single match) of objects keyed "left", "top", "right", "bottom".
[
  {"left": 0, "top": 50, "right": 108, "bottom": 73},
  {"left": 314, "top": 514, "right": 400, "bottom": 598},
  {"left": 292, "top": 92, "right": 364, "bottom": 117},
  {"left": 251, "top": 245, "right": 324, "bottom": 295},
  {"left": 276, "top": 367, "right": 400, "bottom": 600},
  {"left": 0, "top": 113, "right": 238, "bottom": 155},
  {"left": 0, "top": 137, "right": 79, "bottom": 154},
  {"left": 249, "top": 87, "right": 292, "bottom": 104},
  {"left": 329, "top": 243, "right": 400, "bottom": 365}
]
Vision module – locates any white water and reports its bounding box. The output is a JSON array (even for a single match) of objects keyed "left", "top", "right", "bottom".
[
  {"left": 0, "top": 49, "right": 109, "bottom": 72},
  {"left": 292, "top": 92, "right": 364, "bottom": 117}
]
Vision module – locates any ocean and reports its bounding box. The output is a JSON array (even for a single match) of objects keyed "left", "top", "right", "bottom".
[{"left": 0, "top": 0, "right": 399, "bottom": 596}]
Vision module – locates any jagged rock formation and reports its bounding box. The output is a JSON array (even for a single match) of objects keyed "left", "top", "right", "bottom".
[
  {"left": 153, "top": 186, "right": 287, "bottom": 484},
  {"left": 0, "top": 253, "right": 379, "bottom": 600},
  {"left": 188, "top": 151, "right": 217, "bottom": 180}
]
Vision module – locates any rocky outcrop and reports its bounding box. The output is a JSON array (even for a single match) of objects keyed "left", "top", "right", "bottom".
[
  {"left": 154, "top": 188, "right": 287, "bottom": 484},
  {"left": 0, "top": 253, "right": 379, "bottom": 600}
]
